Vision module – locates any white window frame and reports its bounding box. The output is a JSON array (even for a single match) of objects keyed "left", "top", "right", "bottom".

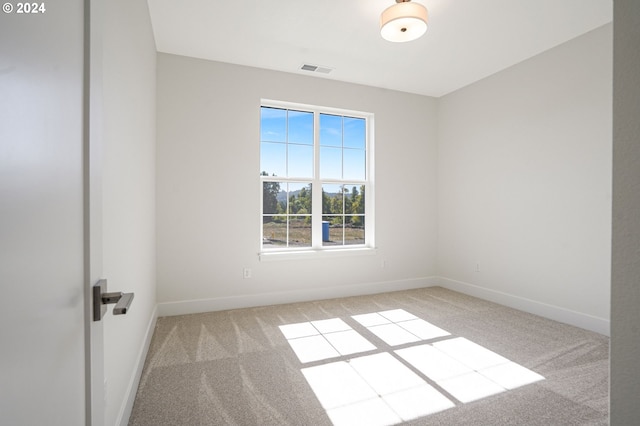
[{"left": 259, "top": 99, "right": 375, "bottom": 260}]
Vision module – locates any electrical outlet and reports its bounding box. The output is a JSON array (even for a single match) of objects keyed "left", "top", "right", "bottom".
[{"left": 243, "top": 268, "right": 252, "bottom": 279}]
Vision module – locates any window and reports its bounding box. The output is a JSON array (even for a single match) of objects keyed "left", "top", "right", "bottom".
[{"left": 260, "top": 100, "right": 373, "bottom": 253}]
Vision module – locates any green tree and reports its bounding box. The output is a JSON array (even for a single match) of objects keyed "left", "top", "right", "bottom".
[
  {"left": 330, "top": 193, "right": 342, "bottom": 215},
  {"left": 261, "top": 171, "right": 280, "bottom": 221},
  {"left": 344, "top": 187, "right": 353, "bottom": 224},
  {"left": 322, "top": 189, "right": 331, "bottom": 214},
  {"left": 351, "top": 185, "right": 365, "bottom": 227},
  {"left": 298, "top": 185, "right": 312, "bottom": 212}
]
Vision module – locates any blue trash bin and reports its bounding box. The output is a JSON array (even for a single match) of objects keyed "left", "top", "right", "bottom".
[{"left": 322, "top": 221, "right": 330, "bottom": 242}]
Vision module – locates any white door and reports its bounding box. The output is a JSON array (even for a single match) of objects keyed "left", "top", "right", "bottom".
[
  {"left": 88, "top": 0, "right": 106, "bottom": 424},
  {"left": 0, "top": 1, "right": 104, "bottom": 424}
]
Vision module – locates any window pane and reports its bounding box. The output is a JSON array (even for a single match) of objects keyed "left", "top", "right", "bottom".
[
  {"left": 263, "top": 216, "right": 287, "bottom": 247},
  {"left": 346, "top": 216, "right": 365, "bottom": 245},
  {"left": 320, "top": 146, "right": 342, "bottom": 179},
  {"left": 263, "top": 181, "right": 283, "bottom": 214},
  {"left": 349, "top": 184, "right": 365, "bottom": 214},
  {"left": 343, "top": 184, "right": 363, "bottom": 215},
  {"left": 261, "top": 107, "right": 286, "bottom": 142},
  {"left": 320, "top": 114, "right": 342, "bottom": 147},
  {"left": 261, "top": 142, "right": 286, "bottom": 177},
  {"left": 288, "top": 110, "right": 313, "bottom": 145},
  {"left": 343, "top": 148, "right": 365, "bottom": 180},
  {"left": 287, "top": 183, "right": 312, "bottom": 215},
  {"left": 322, "top": 184, "right": 342, "bottom": 215},
  {"left": 323, "top": 216, "right": 344, "bottom": 246},
  {"left": 343, "top": 117, "right": 366, "bottom": 149},
  {"left": 288, "top": 144, "right": 313, "bottom": 178},
  {"left": 289, "top": 216, "right": 311, "bottom": 248}
]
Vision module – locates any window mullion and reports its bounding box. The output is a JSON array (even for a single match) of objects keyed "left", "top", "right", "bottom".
[{"left": 311, "top": 110, "right": 322, "bottom": 249}]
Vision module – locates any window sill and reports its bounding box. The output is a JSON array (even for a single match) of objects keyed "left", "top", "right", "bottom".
[{"left": 259, "top": 247, "right": 377, "bottom": 262}]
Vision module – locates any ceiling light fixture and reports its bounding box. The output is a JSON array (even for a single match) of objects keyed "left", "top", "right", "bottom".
[{"left": 380, "top": 0, "right": 428, "bottom": 43}]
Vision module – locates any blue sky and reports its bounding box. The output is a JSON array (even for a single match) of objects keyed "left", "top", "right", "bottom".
[{"left": 261, "top": 107, "right": 366, "bottom": 180}]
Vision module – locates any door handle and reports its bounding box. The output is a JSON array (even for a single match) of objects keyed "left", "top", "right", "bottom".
[{"left": 93, "top": 279, "right": 134, "bottom": 321}]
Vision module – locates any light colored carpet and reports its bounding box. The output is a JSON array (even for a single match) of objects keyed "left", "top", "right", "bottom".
[{"left": 129, "top": 287, "right": 608, "bottom": 425}]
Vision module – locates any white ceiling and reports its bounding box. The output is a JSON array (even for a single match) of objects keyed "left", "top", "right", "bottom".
[{"left": 147, "top": 0, "right": 612, "bottom": 98}]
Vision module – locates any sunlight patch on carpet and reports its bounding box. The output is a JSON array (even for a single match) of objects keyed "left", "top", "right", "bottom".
[
  {"left": 280, "top": 309, "right": 545, "bottom": 426},
  {"left": 279, "top": 318, "right": 375, "bottom": 363}
]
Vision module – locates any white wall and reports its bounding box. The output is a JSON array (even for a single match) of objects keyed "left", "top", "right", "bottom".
[
  {"left": 156, "top": 54, "right": 438, "bottom": 313},
  {"left": 437, "top": 24, "right": 612, "bottom": 334},
  {"left": 611, "top": 0, "right": 640, "bottom": 422},
  {"left": 0, "top": 1, "right": 86, "bottom": 424},
  {"left": 102, "top": 0, "right": 157, "bottom": 424}
]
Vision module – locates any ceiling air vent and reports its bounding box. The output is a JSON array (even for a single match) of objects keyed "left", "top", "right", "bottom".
[{"left": 300, "top": 64, "right": 333, "bottom": 74}]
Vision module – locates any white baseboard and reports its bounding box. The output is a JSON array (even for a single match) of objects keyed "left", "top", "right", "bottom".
[
  {"left": 158, "top": 277, "right": 438, "bottom": 317},
  {"left": 435, "top": 276, "right": 610, "bottom": 336},
  {"left": 156, "top": 275, "right": 609, "bottom": 335},
  {"left": 117, "top": 305, "right": 158, "bottom": 426}
]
